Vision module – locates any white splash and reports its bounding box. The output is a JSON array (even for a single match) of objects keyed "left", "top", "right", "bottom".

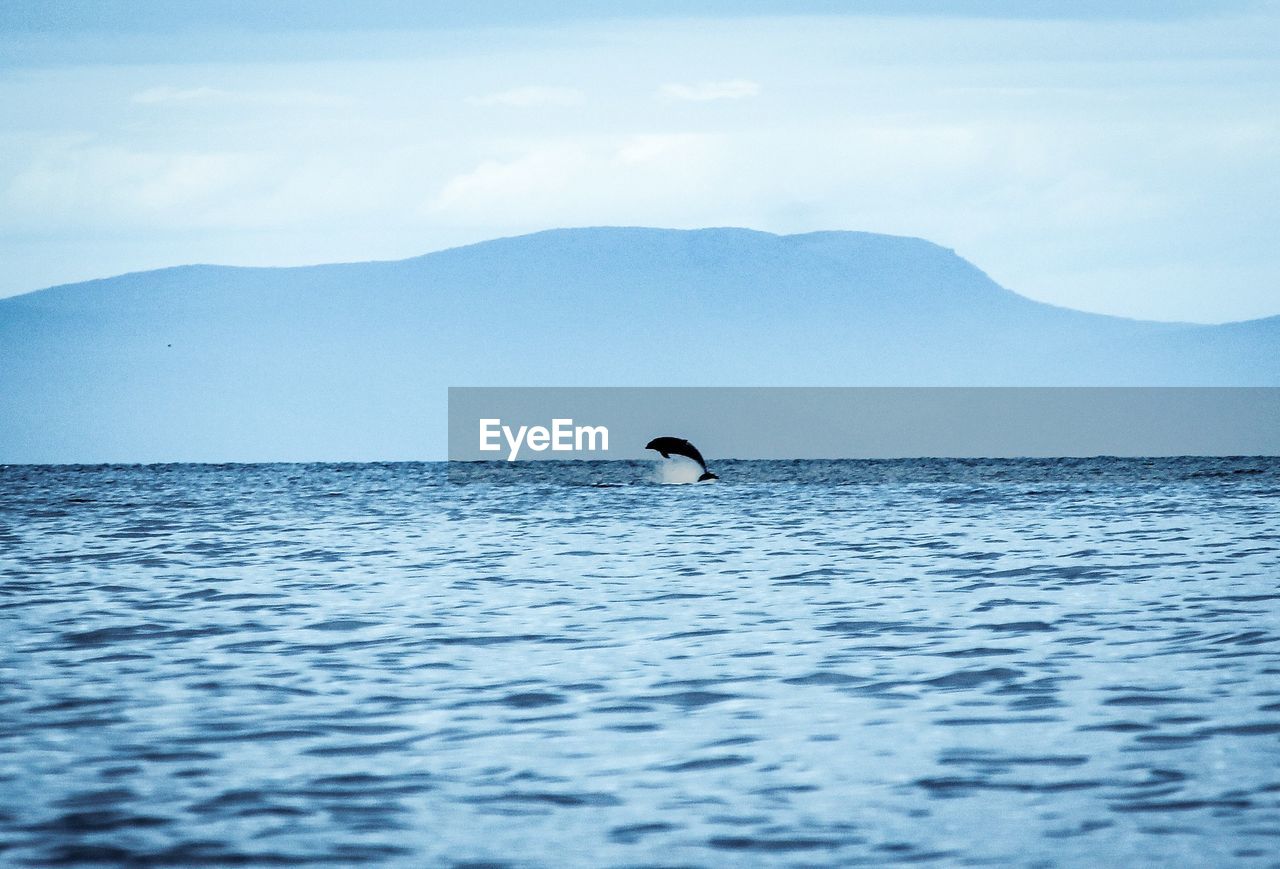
[{"left": 653, "top": 457, "right": 703, "bottom": 485}]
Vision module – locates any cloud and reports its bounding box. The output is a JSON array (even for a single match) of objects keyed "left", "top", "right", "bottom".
[
  {"left": 1, "top": 139, "right": 427, "bottom": 231},
  {"left": 658, "top": 79, "right": 760, "bottom": 101},
  {"left": 133, "top": 86, "right": 225, "bottom": 104},
  {"left": 5, "top": 146, "right": 268, "bottom": 227},
  {"left": 132, "top": 85, "right": 348, "bottom": 107},
  {"left": 467, "top": 86, "right": 584, "bottom": 108},
  {"left": 428, "top": 134, "right": 726, "bottom": 223}
]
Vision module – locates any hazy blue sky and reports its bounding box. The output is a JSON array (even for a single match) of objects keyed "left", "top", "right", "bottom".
[{"left": 2, "top": 1, "right": 1277, "bottom": 322}]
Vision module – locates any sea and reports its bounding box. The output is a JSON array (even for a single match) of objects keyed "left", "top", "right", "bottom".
[{"left": 2, "top": 458, "right": 1278, "bottom": 867}]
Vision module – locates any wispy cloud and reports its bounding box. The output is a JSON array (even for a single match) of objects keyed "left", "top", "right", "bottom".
[
  {"left": 133, "top": 86, "right": 225, "bottom": 104},
  {"left": 467, "top": 86, "right": 584, "bottom": 108},
  {"left": 658, "top": 79, "right": 760, "bottom": 101},
  {"left": 132, "top": 86, "right": 348, "bottom": 107},
  {"left": 428, "top": 134, "right": 723, "bottom": 222}
]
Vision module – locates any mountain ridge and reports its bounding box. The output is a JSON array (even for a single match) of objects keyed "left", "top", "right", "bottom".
[
  {"left": 1, "top": 226, "right": 1276, "bottom": 462},
  {"left": 7, "top": 226, "right": 1263, "bottom": 327}
]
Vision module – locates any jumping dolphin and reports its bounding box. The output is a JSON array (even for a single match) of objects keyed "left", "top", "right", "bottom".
[{"left": 645, "top": 437, "right": 718, "bottom": 482}]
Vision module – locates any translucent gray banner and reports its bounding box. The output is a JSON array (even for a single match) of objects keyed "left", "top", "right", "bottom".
[{"left": 448, "top": 387, "right": 1280, "bottom": 461}]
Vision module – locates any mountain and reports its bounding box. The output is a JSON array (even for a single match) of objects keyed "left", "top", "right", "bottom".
[{"left": 1, "top": 227, "right": 1276, "bottom": 463}]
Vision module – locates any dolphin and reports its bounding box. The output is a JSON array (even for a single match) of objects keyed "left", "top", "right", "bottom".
[{"left": 645, "top": 436, "right": 718, "bottom": 482}]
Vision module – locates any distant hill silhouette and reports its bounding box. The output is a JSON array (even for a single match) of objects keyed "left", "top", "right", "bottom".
[{"left": 1, "top": 227, "right": 1276, "bottom": 462}]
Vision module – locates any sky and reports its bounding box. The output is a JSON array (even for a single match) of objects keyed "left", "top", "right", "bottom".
[{"left": 1, "top": 1, "right": 1277, "bottom": 323}]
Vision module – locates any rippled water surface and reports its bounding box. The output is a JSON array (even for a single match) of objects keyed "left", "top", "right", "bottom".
[{"left": 2, "top": 458, "right": 1279, "bottom": 867}]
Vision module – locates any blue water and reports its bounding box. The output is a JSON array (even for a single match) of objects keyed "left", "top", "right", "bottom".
[{"left": 2, "top": 458, "right": 1279, "bottom": 867}]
